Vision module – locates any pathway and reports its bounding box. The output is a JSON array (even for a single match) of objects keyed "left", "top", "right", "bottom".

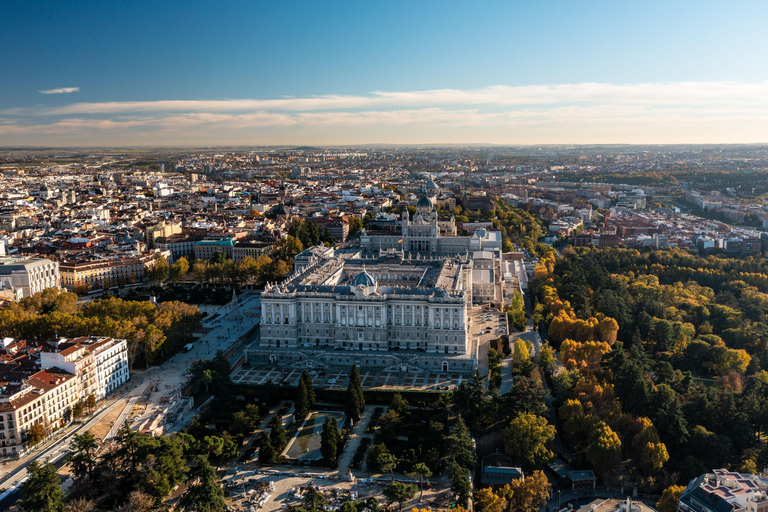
[{"left": 335, "top": 406, "right": 377, "bottom": 477}]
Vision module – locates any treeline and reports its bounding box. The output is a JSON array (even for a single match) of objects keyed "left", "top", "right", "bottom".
[
  {"left": 532, "top": 247, "right": 768, "bottom": 492},
  {"left": 0, "top": 288, "right": 201, "bottom": 368}
]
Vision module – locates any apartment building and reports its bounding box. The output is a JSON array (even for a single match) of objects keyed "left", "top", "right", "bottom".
[
  {"left": 58, "top": 250, "right": 170, "bottom": 291},
  {"left": 145, "top": 221, "right": 182, "bottom": 249},
  {"left": 0, "top": 368, "right": 78, "bottom": 458},
  {"left": 40, "top": 337, "right": 129, "bottom": 400}
]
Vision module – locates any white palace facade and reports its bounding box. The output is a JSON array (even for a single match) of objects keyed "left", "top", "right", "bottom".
[
  {"left": 248, "top": 248, "right": 478, "bottom": 373},
  {"left": 246, "top": 198, "right": 508, "bottom": 374}
]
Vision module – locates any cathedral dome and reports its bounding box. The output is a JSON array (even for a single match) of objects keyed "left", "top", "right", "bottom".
[
  {"left": 350, "top": 268, "right": 377, "bottom": 288},
  {"left": 426, "top": 180, "right": 438, "bottom": 190},
  {"left": 416, "top": 196, "right": 432, "bottom": 209}
]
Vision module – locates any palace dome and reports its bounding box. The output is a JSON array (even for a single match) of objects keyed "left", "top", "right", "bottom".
[{"left": 350, "top": 268, "right": 377, "bottom": 288}]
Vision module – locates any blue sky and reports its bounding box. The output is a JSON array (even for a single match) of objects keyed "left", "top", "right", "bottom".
[{"left": 2, "top": 0, "right": 768, "bottom": 145}]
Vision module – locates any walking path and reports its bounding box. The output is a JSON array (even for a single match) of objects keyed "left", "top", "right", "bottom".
[{"left": 336, "top": 406, "right": 377, "bottom": 477}]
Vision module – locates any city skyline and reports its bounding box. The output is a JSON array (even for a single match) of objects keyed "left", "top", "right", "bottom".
[{"left": 3, "top": 0, "right": 768, "bottom": 145}]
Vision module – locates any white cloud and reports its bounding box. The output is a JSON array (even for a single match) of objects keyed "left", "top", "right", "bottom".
[
  {"left": 18, "top": 81, "right": 768, "bottom": 115},
  {"left": 3, "top": 81, "right": 768, "bottom": 145},
  {"left": 38, "top": 87, "right": 80, "bottom": 95}
]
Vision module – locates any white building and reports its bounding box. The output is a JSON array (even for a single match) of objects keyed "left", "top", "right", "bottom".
[
  {"left": 0, "top": 256, "right": 60, "bottom": 300},
  {"left": 0, "top": 368, "right": 79, "bottom": 458},
  {"left": 40, "top": 337, "right": 129, "bottom": 400},
  {"left": 360, "top": 197, "right": 502, "bottom": 256},
  {"left": 249, "top": 246, "right": 482, "bottom": 373}
]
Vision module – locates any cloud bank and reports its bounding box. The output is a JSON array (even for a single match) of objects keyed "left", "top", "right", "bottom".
[
  {"left": 38, "top": 87, "right": 80, "bottom": 95},
  {"left": 5, "top": 82, "right": 768, "bottom": 145}
]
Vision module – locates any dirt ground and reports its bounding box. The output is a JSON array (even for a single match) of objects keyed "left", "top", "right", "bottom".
[
  {"left": 86, "top": 405, "right": 126, "bottom": 441},
  {"left": 222, "top": 473, "right": 454, "bottom": 512}
]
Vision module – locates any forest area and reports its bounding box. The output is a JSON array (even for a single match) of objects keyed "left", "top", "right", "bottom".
[{"left": 530, "top": 247, "right": 768, "bottom": 494}]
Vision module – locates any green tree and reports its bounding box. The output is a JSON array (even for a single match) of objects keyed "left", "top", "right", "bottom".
[
  {"left": 70, "top": 431, "right": 99, "bottom": 482},
  {"left": 20, "top": 460, "right": 65, "bottom": 512},
  {"left": 301, "top": 370, "right": 316, "bottom": 407},
  {"left": 145, "top": 255, "right": 170, "bottom": 283},
  {"left": 295, "top": 376, "right": 310, "bottom": 421},
  {"left": 536, "top": 344, "right": 556, "bottom": 375},
  {"left": 586, "top": 422, "right": 623, "bottom": 476},
  {"left": 656, "top": 485, "right": 686, "bottom": 512},
  {"left": 346, "top": 364, "right": 365, "bottom": 422},
  {"left": 349, "top": 217, "right": 364, "bottom": 236},
  {"left": 377, "top": 452, "right": 398, "bottom": 480},
  {"left": 169, "top": 256, "right": 190, "bottom": 282},
  {"left": 185, "top": 459, "right": 226, "bottom": 512},
  {"left": 231, "top": 411, "right": 255, "bottom": 436},
  {"left": 512, "top": 339, "right": 533, "bottom": 375},
  {"left": 382, "top": 482, "right": 417, "bottom": 512},
  {"left": 212, "top": 251, "right": 228, "bottom": 264},
  {"left": 258, "top": 432, "right": 276, "bottom": 464},
  {"left": 320, "top": 417, "right": 341, "bottom": 467},
  {"left": 503, "top": 413, "right": 555, "bottom": 467},
  {"left": 449, "top": 417, "right": 476, "bottom": 469},
  {"left": 508, "top": 290, "right": 527, "bottom": 331},
  {"left": 303, "top": 485, "right": 327, "bottom": 512},
  {"left": 448, "top": 461, "right": 472, "bottom": 505},
  {"left": 270, "top": 416, "right": 288, "bottom": 454},
  {"left": 407, "top": 462, "right": 432, "bottom": 501}
]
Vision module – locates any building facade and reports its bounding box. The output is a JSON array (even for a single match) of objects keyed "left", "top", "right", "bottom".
[
  {"left": 0, "top": 256, "right": 60, "bottom": 300},
  {"left": 360, "top": 198, "right": 502, "bottom": 256},
  {"left": 248, "top": 246, "right": 480, "bottom": 373}
]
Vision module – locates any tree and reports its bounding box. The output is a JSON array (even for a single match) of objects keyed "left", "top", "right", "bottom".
[
  {"left": 169, "top": 256, "right": 190, "bottom": 282},
  {"left": 586, "top": 422, "right": 623, "bottom": 476},
  {"left": 448, "top": 461, "right": 472, "bottom": 505},
  {"left": 656, "top": 485, "right": 686, "bottom": 512},
  {"left": 85, "top": 394, "right": 96, "bottom": 414},
  {"left": 536, "top": 343, "right": 556, "bottom": 375},
  {"left": 295, "top": 376, "right": 310, "bottom": 421},
  {"left": 512, "top": 339, "right": 533, "bottom": 375},
  {"left": 304, "top": 485, "right": 327, "bottom": 512},
  {"left": 145, "top": 255, "right": 169, "bottom": 283},
  {"left": 231, "top": 410, "right": 256, "bottom": 436},
  {"left": 383, "top": 482, "right": 417, "bottom": 512},
  {"left": 639, "top": 442, "right": 669, "bottom": 475},
  {"left": 320, "top": 416, "right": 341, "bottom": 467},
  {"left": 72, "top": 402, "right": 84, "bottom": 419},
  {"left": 503, "top": 413, "right": 555, "bottom": 468},
  {"left": 71, "top": 431, "right": 99, "bottom": 482},
  {"left": 474, "top": 488, "right": 506, "bottom": 512},
  {"left": 258, "top": 432, "right": 276, "bottom": 465},
  {"left": 449, "top": 417, "right": 476, "bottom": 469},
  {"left": 116, "top": 490, "right": 155, "bottom": 512},
  {"left": 185, "top": 459, "right": 226, "bottom": 512},
  {"left": 65, "top": 497, "right": 96, "bottom": 512},
  {"left": 20, "top": 460, "right": 65, "bottom": 512},
  {"left": 349, "top": 217, "right": 364, "bottom": 236},
  {"left": 346, "top": 364, "right": 365, "bottom": 422},
  {"left": 27, "top": 422, "right": 47, "bottom": 446},
  {"left": 408, "top": 462, "right": 432, "bottom": 501},
  {"left": 270, "top": 416, "right": 288, "bottom": 454},
  {"left": 377, "top": 452, "right": 398, "bottom": 480},
  {"left": 497, "top": 470, "right": 550, "bottom": 512},
  {"left": 508, "top": 290, "right": 527, "bottom": 331}
]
